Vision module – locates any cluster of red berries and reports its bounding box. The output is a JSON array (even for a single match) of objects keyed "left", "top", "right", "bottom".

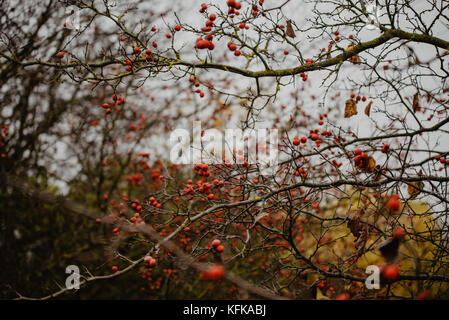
[
  {"left": 318, "top": 113, "right": 328, "bottom": 125},
  {"left": 309, "top": 129, "right": 324, "bottom": 147},
  {"left": 112, "top": 93, "right": 125, "bottom": 105},
  {"left": 299, "top": 72, "right": 308, "bottom": 81},
  {"left": 196, "top": 34, "right": 215, "bottom": 50},
  {"left": 182, "top": 178, "right": 224, "bottom": 202},
  {"left": 227, "top": 41, "right": 241, "bottom": 56},
  {"left": 194, "top": 163, "right": 211, "bottom": 176},
  {"left": 331, "top": 159, "right": 343, "bottom": 168},
  {"left": 350, "top": 93, "right": 367, "bottom": 102},
  {"left": 130, "top": 201, "right": 143, "bottom": 213},
  {"left": 199, "top": 180, "right": 215, "bottom": 200},
  {"left": 100, "top": 94, "right": 125, "bottom": 115},
  {"left": 0, "top": 125, "right": 7, "bottom": 159},
  {"left": 211, "top": 239, "right": 225, "bottom": 252},
  {"left": 435, "top": 154, "right": 449, "bottom": 166},
  {"left": 227, "top": 0, "right": 242, "bottom": 12},
  {"left": 381, "top": 143, "right": 390, "bottom": 153},
  {"left": 353, "top": 148, "right": 369, "bottom": 169},
  {"left": 292, "top": 136, "right": 307, "bottom": 145},
  {"left": 294, "top": 168, "right": 307, "bottom": 178},
  {"left": 334, "top": 30, "right": 340, "bottom": 41},
  {"left": 249, "top": 1, "right": 263, "bottom": 16},
  {"left": 189, "top": 77, "right": 206, "bottom": 97},
  {"left": 126, "top": 173, "right": 143, "bottom": 186},
  {"left": 199, "top": 3, "right": 208, "bottom": 13},
  {"left": 148, "top": 196, "right": 162, "bottom": 209},
  {"left": 144, "top": 255, "right": 157, "bottom": 267}
]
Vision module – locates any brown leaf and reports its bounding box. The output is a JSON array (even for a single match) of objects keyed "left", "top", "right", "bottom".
[
  {"left": 286, "top": 20, "right": 296, "bottom": 38},
  {"left": 326, "top": 41, "right": 334, "bottom": 58},
  {"left": 349, "top": 55, "right": 361, "bottom": 64},
  {"left": 348, "top": 209, "right": 365, "bottom": 238},
  {"left": 344, "top": 99, "right": 358, "bottom": 118},
  {"left": 364, "top": 156, "right": 376, "bottom": 173},
  {"left": 412, "top": 92, "right": 419, "bottom": 112},
  {"left": 348, "top": 209, "right": 368, "bottom": 256},
  {"left": 354, "top": 229, "right": 368, "bottom": 254},
  {"left": 347, "top": 44, "right": 360, "bottom": 64},
  {"left": 364, "top": 101, "right": 373, "bottom": 116},
  {"left": 408, "top": 181, "right": 424, "bottom": 199}
]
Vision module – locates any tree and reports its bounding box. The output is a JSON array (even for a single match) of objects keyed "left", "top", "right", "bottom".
[{"left": 1, "top": 0, "right": 449, "bottom": 299}]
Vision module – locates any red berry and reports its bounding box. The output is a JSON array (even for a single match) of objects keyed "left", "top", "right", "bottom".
[
  {"left": 56, "top": 52, "right": 64, "bottom": 58},
  {"left": 382, "top": 264, "right": 399, "bottom": 280},
  {"left": 200, "top": 264, "right": 225, "bottom": 280},
  {"left": 335, "top": 293, "right": 349, "bottom": 300},
  {"left": 293, "top": 136, "right": 300, "bottom": 146},
  {"left": 212, "top": 239, "right": 221, "bottom": 247},
  {"left": 417, "top": 290, "right": 432, "bottom": 300},
  {"left": 393, "top": 227, "right": 406, "bottom": 239},
  {"left": 174, "top": 24, "right": 181, "bottom": 31},
  {"left": 386, "top": 194, "right": 401, "bottom": 212}
]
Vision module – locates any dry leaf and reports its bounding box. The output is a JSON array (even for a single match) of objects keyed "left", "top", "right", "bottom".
[
  {"left": 327, "top": 41, "right": 334, "bottom": 58},
  {"left": 286, "top": 20, "right": 296, "bottom": 38},
  {"left": 408, "top": 181, "right": 424, "bottom": 199},
  {"left": 348, "top": 209, "right": 365, "bottom": 238},
  {"left": 348, "top": 209, "right": 368, "bottom": 256},
  {"left": 412, "top": 92, "right": 419, "bottom": 112},
  {"left": 344, "top": 99, "right": 358, "bottom": 118},
  {"left": 316, "top": 287, "right": 330, "bottom": 300},
  {"left": 354, "top": 230, "right": 368, "bottom": 253},
  {"left": 347, "top": 44, "right": 360, "bottom": 64},
  {"left": 364, "top": 101, "right": 373, "bottom": 116},
  {"left": 365, "top": 156, "right": 376, "bottom": 172}
]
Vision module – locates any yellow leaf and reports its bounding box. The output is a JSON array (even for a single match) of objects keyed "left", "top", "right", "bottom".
[{"left": 316, "top": 287, "right": 330, "bottom": 300}]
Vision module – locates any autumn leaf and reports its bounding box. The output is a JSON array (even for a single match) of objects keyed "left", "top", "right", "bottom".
[
  {"left": 316, "top": 287, "right": 330, "bottom": 300},
  {"left": 344, "top": 99, "right": 357, "bottom": 118},
  {"left": 412, "top": 92, "right": 419, "bottom": 112},
  {"left": 408, "top": 181, "right": 424, "bottom": 199},
  {"left": 286, "top": 20, "right": 296, "bottom": 38},
  {"left": 364, "top": 101, "right": 372, "bottom": 116},
  {"left": 364, "top": 156, "right": 376, "bottom": 172},
  {"left": 348, "top": 209, "right": 368, "bottom": 255},
  {"left": 354, "top": 230, "right": 368, "bottom": 254},
  {"left": 327, "top": 41, "right": 334, "bottom": 58},
  {"left": 348, "top": 209, "right": 365, "bottom": 238},
  {"left": 347, "top": 44, "right": 360, "bottom": 64}
]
